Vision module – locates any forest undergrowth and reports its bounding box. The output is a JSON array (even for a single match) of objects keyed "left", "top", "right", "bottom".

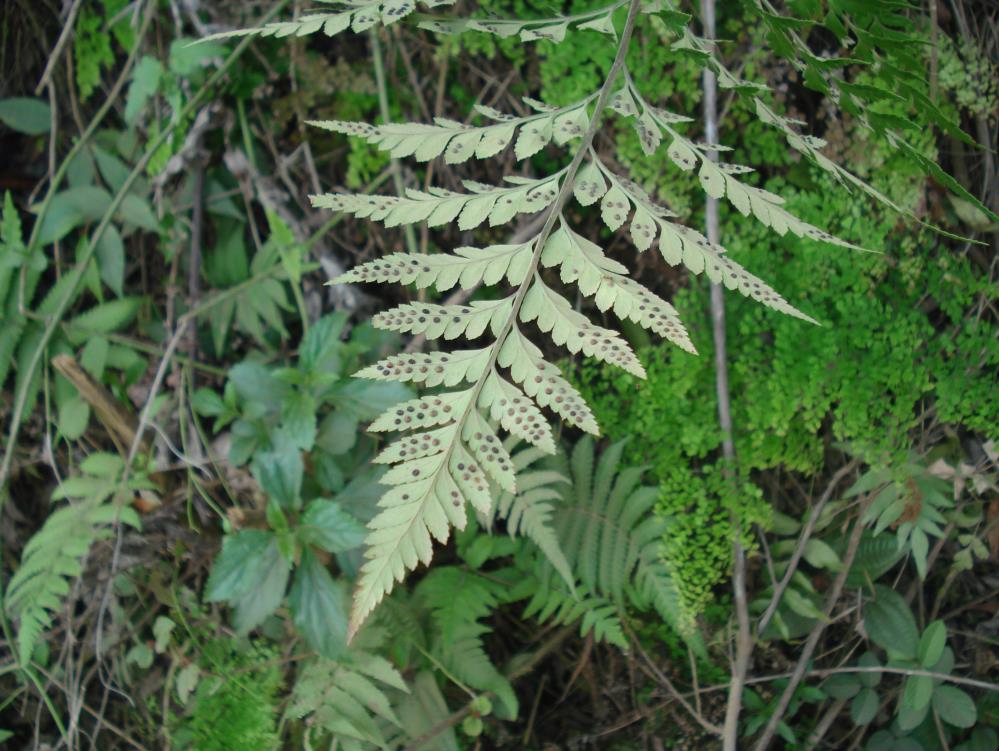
[{"left": 0, "top": 0, "right": 998, "bottom": 749}]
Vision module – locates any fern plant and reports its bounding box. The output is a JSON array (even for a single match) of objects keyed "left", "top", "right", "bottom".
[
  {"left": 211, "top": 0, "right": 994, "bottom": 638},
  {"left": 4, "top": 453, "right": 146, "bottom": 663}
]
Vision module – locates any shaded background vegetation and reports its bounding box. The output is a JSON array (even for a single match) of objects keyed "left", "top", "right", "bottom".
[{"left": 0, "top": 0, "right": 997, "bottom": 749}]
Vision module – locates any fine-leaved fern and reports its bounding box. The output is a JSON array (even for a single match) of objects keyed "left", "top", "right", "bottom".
[
  {"left": 5, "top": 453, "right": 144, "bottom": 663},
  {"left": 210, "top": 0, "right": 996, "bottom": 638}
]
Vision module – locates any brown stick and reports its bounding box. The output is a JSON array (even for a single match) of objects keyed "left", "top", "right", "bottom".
[{"left": 51, "top": 355, "right": 145, "bottom": 454}]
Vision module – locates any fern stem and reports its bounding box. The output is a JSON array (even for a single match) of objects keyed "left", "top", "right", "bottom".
[{"left": 452, "top": 0, "right": 645, "bottom": 433}]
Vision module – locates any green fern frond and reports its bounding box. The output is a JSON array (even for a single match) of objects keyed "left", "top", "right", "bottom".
[
  {"left": 520, "top": 577, "right": 628, "bottom": 649},
  {"left": 494, "top": 442, "right": 573, "bottom": 587},
  {"left": 4, "top": 454, "right": 142, "bottom": 663},
  {"left": 288, "top": 650, "right": 408, "bottom": 750}
]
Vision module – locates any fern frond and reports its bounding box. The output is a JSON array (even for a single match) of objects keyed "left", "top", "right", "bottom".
[
  {"left": 373, "top": 298, "right": 513, "bottom": 341},
  {"left": 493, "top": 441, "right": 573, "bottom": 586},
  {"left": 318, "top": 0, "right": 813, "bottom": 638},
  {"left": 309, "top": 95, "right": 594, "bottom": 164},
  {"left": 332, "top": 243, "right": 534, "bottom": 291},
  {"left": 416, "top": 567, "right": 519, "bottom": 717},
  {"left": 497, "top": 327, "right": 599, "bottom": 433},
  {"left": 5, "top": 460, "right": 142, "bottom": 663},
  {"left": 288, "top": 650, "right": 408, "bottom": 749},
  {"left": 311, "top": 171, "right": 564, "bottom": 230},
  {"left": 520, "top": 578, "right": 628, "bottom": 649},
  {"left": 541, "top": 224, "right": 696, "bottom": 354},
  {"left": 417, "top": 0, "right": 685, "bottom": 42},
  {"left": 439, "top": 622, "right": 518, "bottom": 717},
  {"left": 202, "top": 0, "right": 452, "bottom": 43}
]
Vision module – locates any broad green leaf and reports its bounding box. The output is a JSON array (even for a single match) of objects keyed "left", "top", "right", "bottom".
[
  {"left": 58, "top": 396, "right": 90, "bottom": 439},
  {"left": 288, "top": 549, "right": 349, "bottom": 659},
  {"left": 232, "top": 539, "right": 290, "bottom": 634},
  {"left": 803, "top": 538, "right": 841, "bottom": 570},
  {"left": 850, "top": 687, "right": 879, "bottom": 725},
  {"left": 169, "top": 38, "right": 225, "bottom": 76},
  {"left": 33, "top": 186, "right": 113, "bottom": 245},
  {"left": 863, "top": 585, "right": 918, "bottom": 658},
  {"left": 901, "top": 675, "right": 933, "bottom": 711},
  {"left": 933, "top": 685, "right": 977, "bottom": 728},
  {"left": 823, "top": 673, "right": 861, "bottom": 700},
  {"left": 251, "top": 434, "right": 304, "bottom": 509},
  {"left": 95, "top": 225, "right": 125, "bottom": 295},
  {"left": 0, "top": 97, "right": 51, "bottom": 135},
  {"left": 917, "top": 620, "right": 947, "bottom": 668},
  {"left": 204, "top": 530, "right": 276, "bottom": 602},
  {"left": 299, "top": 499, "right": 366, "bottom": 553}
]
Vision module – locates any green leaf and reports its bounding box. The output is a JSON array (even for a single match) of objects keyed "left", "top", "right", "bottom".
[
  {"left": 95, "top": 225, "right": 125, "bottom": 295},
  {"left": 168, "top": 38, "right": 225, "bottom": 76},
  {"left": 58, "top": 396, "right": 90, "bottom": 439},
  {"left": 316, "top": 410, "right": 359, "bottom": 456},
  {"left": 125, "top": 57, "right": 163, "bottom": 125},
  {"left": 933, "top": 685, "right": 977, "bottom": 728},
  {"left": 902, "top": 675, "right": 933, "bottom": 711},
  {"left": 803, "top": 538, "right": 841, "bottom": 570},
  {"left": 857, "top": 652, "right": 883, "bottom": 687},
  {"left": 33, "top": 186, "right": 113, "bottom": 245},
  {"left": 918, "top": 620, "right": 947, "bottom": 668},
  {"left": 332, "top": 379, "right": 412, "bottom": 420},
  {"left": 299, "top": 499, "right": 366, "bottom": 553},
  {"left": 204, "top": 530, "right": 275, "bottom": 602},
  {"left": 863, "top": 585, "right": 918, "bottom": 658},
  {"left": 282, "top": 391, "right": 317, "bottom": 450},
  {"left": 231, "top": 538, "right": 290, "bottom": 634},
  {"left": 850, "top": 687, "right": 879, "bottom": 725},
  {"left": 117, "top": 194, "right": 158, "bottom": 232},
  {"left": 0, "top": 97, "right": 51, "bottom": 135},
  {"left": 823, "top": 673, "right": 862, "bottom": 700},
  {"left": 298, "top": 312, "right": 348, "bottom": 374},
  {"left": 251, "top": 434, "right": 303, "bottom": 509},
  {"left": 288, "top": 549, "right": 349, "bottom": 659},
  {"left": 897, "top": 698, "right": 930, "bottom": 732}
]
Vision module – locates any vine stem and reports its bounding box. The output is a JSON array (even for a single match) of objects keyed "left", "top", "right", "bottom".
[{"left": 347, "top": 0, "right": 644, "bottom": 640}]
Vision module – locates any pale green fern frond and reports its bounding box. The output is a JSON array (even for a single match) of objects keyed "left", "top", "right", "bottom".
[
  {"left": 307, "top": 0, "right": 825, "bottom": 637},
  {"left": 4, "top": 453, "right": 142, "bottom": 663},
  {"left": 203, "top": 0, "right": 453, "bottom": 42},
  {"left": 309, "top": 94, "right": 595, "bottom": 164},
  {"left": 525, "top": 436, "right": 688, "bottom": 635},
  {"left": 493, "top": 441, "right": 573, "bottom": 587},
  {"left": 416, "top": 567, "right": 518, "bottom": 717},
  {"left": 312, "top": 170, "right": 565, "bottom": 230}
]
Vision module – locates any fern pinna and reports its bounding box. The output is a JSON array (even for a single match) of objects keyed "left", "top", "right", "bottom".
[{"left": 203, "top": 0, "right": 918, "bottom": 637}]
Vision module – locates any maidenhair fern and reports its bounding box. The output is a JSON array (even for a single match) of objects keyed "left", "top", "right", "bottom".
[{"left": 215, "top": 0, "right": 988, "bottom": 637}]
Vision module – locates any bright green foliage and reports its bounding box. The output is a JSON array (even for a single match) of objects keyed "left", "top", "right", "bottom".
[
  {"left": 288, "top": 646, "right": 408, "bottom": 750},
  {"left": 176, "top": 640, "right": 283, "bottom": 751}
]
